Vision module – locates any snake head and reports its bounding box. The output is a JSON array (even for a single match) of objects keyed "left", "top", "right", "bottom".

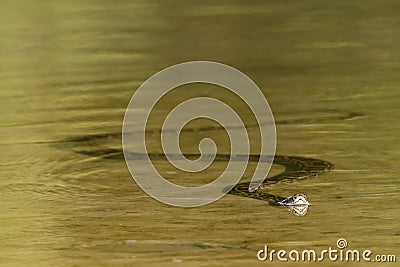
[
  {"left": 279, "top": 193, "right": 309, "bottom": 206},
  {"left": 280, "top": 194, "right": 309, "bottom": 216}
]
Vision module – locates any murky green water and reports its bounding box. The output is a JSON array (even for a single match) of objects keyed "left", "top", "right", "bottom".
[{"left": 1, "top": 1, "right": 399, "bottom": 266}]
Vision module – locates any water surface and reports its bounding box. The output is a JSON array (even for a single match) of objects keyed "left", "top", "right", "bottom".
[{"left": 1, "top": 1, "right": 399, "bottom": 266}]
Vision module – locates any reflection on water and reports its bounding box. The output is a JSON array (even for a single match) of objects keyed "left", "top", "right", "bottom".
[{"left": 1, "top": 0, "right": 399, "bottom": 266}]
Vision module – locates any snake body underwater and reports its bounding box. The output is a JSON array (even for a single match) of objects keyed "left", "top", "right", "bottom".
[{"left": 56, "top": 130, "right": 335, "bottom": 206}]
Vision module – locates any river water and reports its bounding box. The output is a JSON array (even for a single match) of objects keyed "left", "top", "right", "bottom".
[{"left": 1, "top": 1, "right": 399, "bottom": 266}]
